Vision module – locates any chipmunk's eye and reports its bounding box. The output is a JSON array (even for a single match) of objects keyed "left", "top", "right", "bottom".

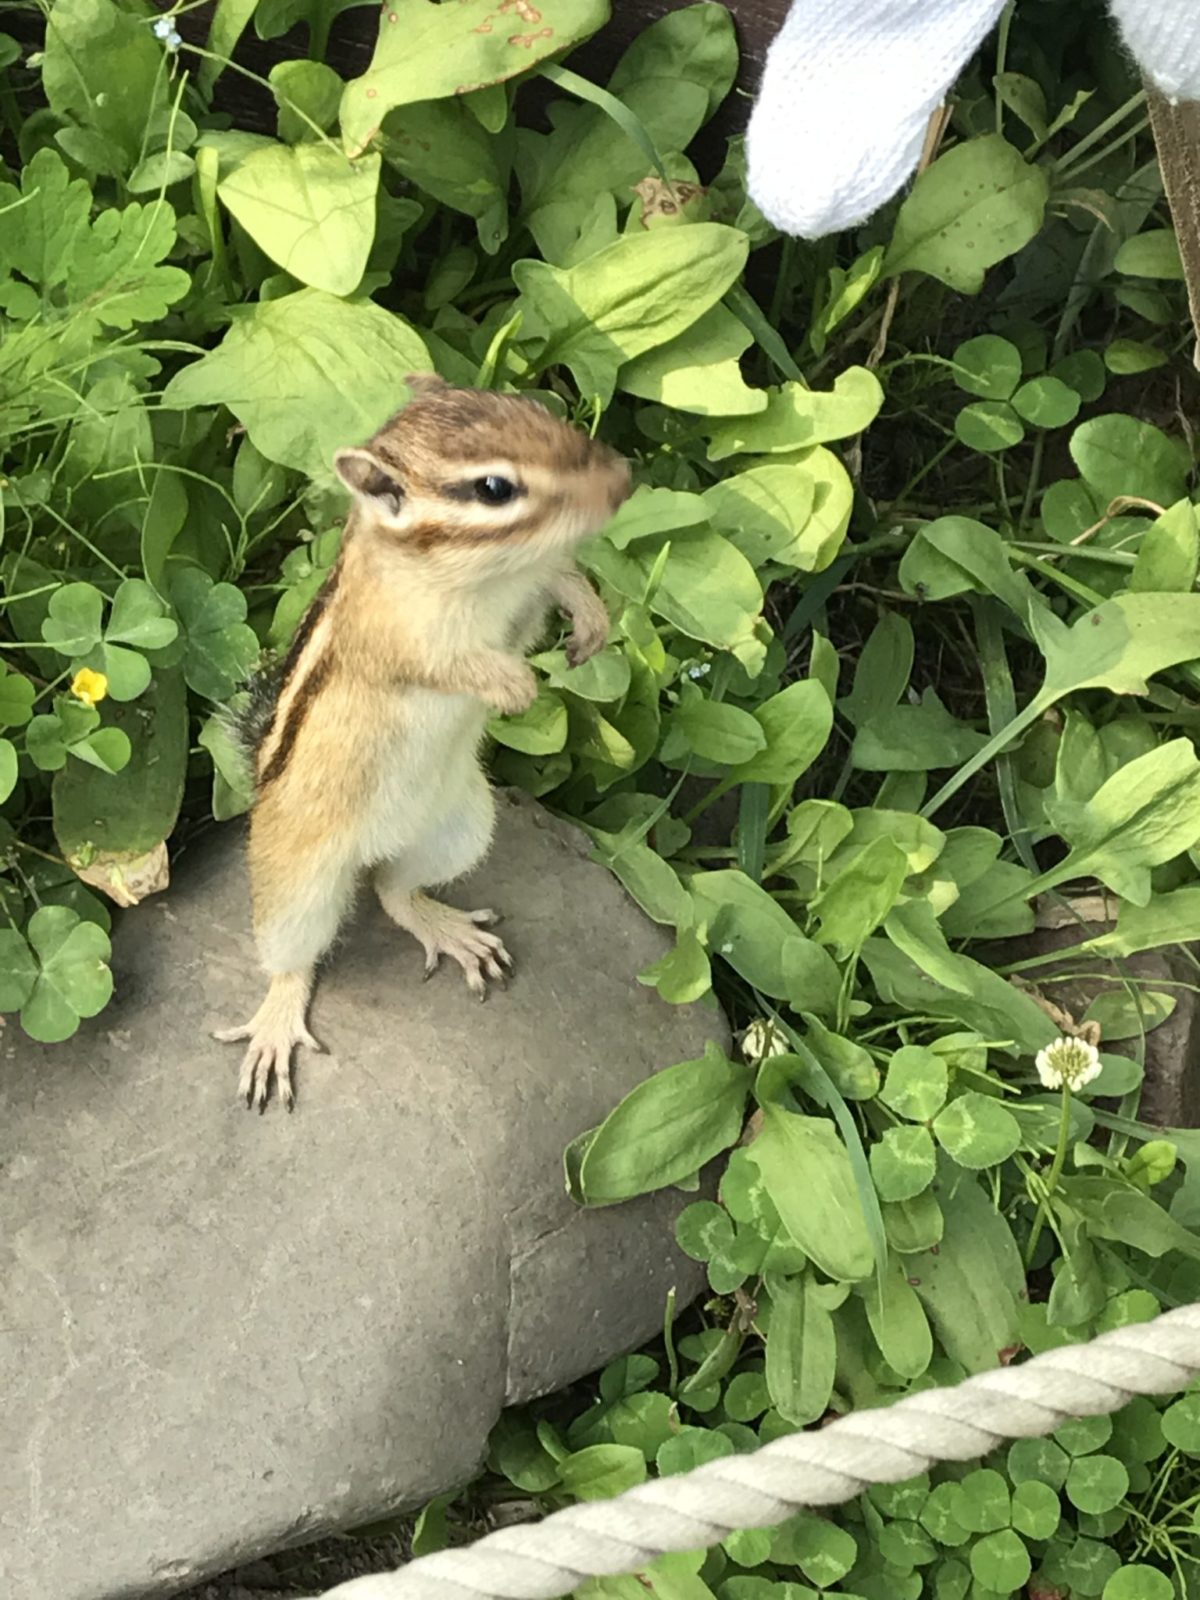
[{"left": 474, "top": 474, "right": 516, "bottom": 506}]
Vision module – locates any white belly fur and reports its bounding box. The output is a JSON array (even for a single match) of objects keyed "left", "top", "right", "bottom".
[{"left": 356, "top": 689, "right": 489, "bottom": 867}]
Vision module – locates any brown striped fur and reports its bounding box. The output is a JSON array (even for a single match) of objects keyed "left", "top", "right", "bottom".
[{"left": 221, "top": 375, "right": 629, "bottom": 1110}]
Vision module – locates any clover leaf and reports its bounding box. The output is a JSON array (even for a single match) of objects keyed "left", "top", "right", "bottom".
[
  {"left": 0, "top": 665, "right": 35, "bottom": 729},
  {"left": 25, "top": 696, "right": 131, "bottom": 774},
  {"left": 0, "top": 737, "right": 16, "bottom": 803},
  {"left": 41, "top": 579, "right": 178, "bottom": 702},
  {"left": 0, "top": 906, "right": 112, "bottom": 1042},
  {"left": 171, "top": 568, "right": 261, "bottom": 702}
]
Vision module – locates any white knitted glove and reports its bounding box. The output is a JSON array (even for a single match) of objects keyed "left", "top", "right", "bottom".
[
  {"left": 747, "top": 0, "right": 1200, "bottom": 241},
  {"left": 1111, "top": 0, "right": 1200, "bottom": 104}
]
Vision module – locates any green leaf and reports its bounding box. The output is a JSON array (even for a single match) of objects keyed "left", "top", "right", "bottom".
[
  {"left": 1105, "top": 338, "right": 1167, "bottom": 375},
  {"left": 515, "top": 224, "right": 749, "bottom": 405},
  {"left": 1065, "top": 1455, "right": 1128, "bottom": 1514},
  {"left": 726, "top": 680, "right": 832, "bottom": 787},
  {"left": 690, "top": 870, "right": 841, "bottom": 1017},
  {"left": 1011, "top": 1480, "right": 1061, "bottom": 1541},
  {"left": 384, "top": 98, "right": 511, "bottom": 254},
  {"left": 811, "top": 835, "right": 909, "bottom": 957},
  {"left": 765, "top": 1273, "right": 836, "bottom": 1426},
  {"left": 489, "top": 691, "right": 568, "bottom": 755},
  {"left": 675, "top": 693, "right": 766, "bottom": 765},
  {"left": 675, "top": 1201, "right": 732, "bottom": 1262},
  {"left": 970, "top": 1529, "right": 1030, "bottom": 1593},
  {"left": 41, "top": 583, "right": 104, "bottom": 657},
  {"left": 1011, "top": 375, "right": 1081, "bottom": 429},
  {"left": 706, "top": 368, "right": 883, "bottom": 459},
  {"left": 53, "top": 669, "right": 189, "bottom": 867},
  {"left": 871, "top": 1124, "right": 937, "bottom": 1202},
  {"left": 162, "top": 289, "right": 431, "bottom": 479},
  {"left": 0, "top": 929, "right": 38, "bottom": 1012},
  {"left": 1102, "top": 1571, "right": 1172, "bottom": 1600},
  {"left": 703, "top": 464, "right": 823, "bottom": 569},
  {"left": 883, "top": 135, "right": 1048, "bottom": 292},
  {"left": 802, "top": 1014, "right": 879, "bottom": 1100},
  {"left": 602, "top": 486, "right": 708, "bottom": 551},
  {"left": 956, "top": 1468, "right": 1010, "bottom": 1533},
  {"left": 749, "top": 1105, "right": 875, "bottom": 1282},
  {"left": 0, "top": 667, "right": 35, "bottom": 731},
  {"left": 908, "top": 1168, "right": 1024, "bottom": 1371},
  {"left": 884, "top": 901, "right": 972, "bottom": 996},
  {"left": 1130, "top": 499, "right": 1199, "bottom": 593},
  {"left": 43, "top": 0, "right": 167, "bottom": 176},
  {"left": 559, "top": 1444, "right": 647, "bottom": 1500},
  {"left": 1069, "top": 414, "right": 1188, "bottom": 507},
  {"left": 770, "top": 1511, "right": 857, "bottom": 1587},
  {"left": 1042, "top": 739, "right": 1200, "bottom": 906},
  {"left": 657, "top": 1427, "right": 735, "bottom": 1477},
  {"left": 1083, "top": 884, "right": 1200, "bottom": 957},
  {"left": 950, "top": 335, "right": 1021, "bottom": 400},
  {"left": 865, "top": 1251, "right": 932, "bottom": 1379},
  {"left": 1114, "top": 228, "right": 1184, "bottom": 280},
  {"left": 619, "top": 306, "right": 765, "bottom": 417},
  {"left": 339, "top": 0, "right": 607, "bottom": 154},
  {"left": 853, "top": 691, "right": 988, "bottom": 772},
  {"left": 107, "top": 579, "right": 178, "bottom": 651},
  {"left": 198, "top": 709, "right": 253, "bottom": 821},
  {"left": 586, "top": 526, "right": 763, "bottom": 665},
  {"left": 1062, "top": 1176, "right": 1200, "bottom": 1261},
  {"left": 574, "top": 1043, "right": 750, "bottom": 1205},
  {"left": 19, "top": 905, "right": 112, "bottom": 1043},
  {"left": 218, "top": 144, "right": 379, "bottom": 296},
  {"left": 270, "top": 59, "right": 344, "bottom": 143},
  {"left": 933, "top": 1092, "right": 1022, "bottom": 1169},
  {"left": 956, "top": 401, "right": 1024, "bottom": 452},
  {"left": 1162, "top": 1394, "right": 1200, "bottom": 1453},
  {"left": 171, "top": 570, "right": 260, "bottom": 703}
]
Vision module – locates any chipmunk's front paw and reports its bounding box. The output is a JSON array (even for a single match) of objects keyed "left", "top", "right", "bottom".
[
  {"left": 214, "top": 977, "right": 322, "bottom": 1112},
  {"left": 488, "top": 660, "right": 539, "bottom": 716},
  {"left": 566, "top": 619, "right": 608, "bottom": 667}
]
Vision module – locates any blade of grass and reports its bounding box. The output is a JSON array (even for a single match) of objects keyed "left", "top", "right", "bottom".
[
  {"left": 539, "top": 63, "right": 671, "bottom": 187},
  {"left": 724, "top": 283, "right": 806, "bottom": 385}
]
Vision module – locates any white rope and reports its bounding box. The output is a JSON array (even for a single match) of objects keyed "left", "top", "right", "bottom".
[{"left": 317, "top": 1302, "right": 1200, "bottom": 1600}]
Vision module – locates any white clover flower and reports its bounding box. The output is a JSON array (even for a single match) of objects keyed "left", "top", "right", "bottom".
[
  {"left": 742, "top": 1018, "right": 788, "bottom": 1064},
  {"left": 153, "top": 15, "right": 182, "bottom": 49},
  {"left": 1035, "top": 1034, "right": 1102, "bottom": 1092}
]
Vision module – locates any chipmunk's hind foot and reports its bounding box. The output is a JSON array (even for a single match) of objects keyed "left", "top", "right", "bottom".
[
  {"left": 214, "top": 970, "right": 321, "bottom": 1111},
  {"left": 386, "top": 891, "right": 512, "bottom": 999}
]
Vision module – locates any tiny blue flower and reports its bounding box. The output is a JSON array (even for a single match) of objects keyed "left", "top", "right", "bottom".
[
  {"left": 166, "top": 28, "right": 182, "bottom": 49},
  {"left": 152, "top": 15, "right": 172, "bottom": 36}
]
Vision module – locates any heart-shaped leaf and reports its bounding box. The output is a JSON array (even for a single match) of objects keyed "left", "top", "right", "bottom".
[{"left": 18, "top": 905, "right": 113, "bottom": 1042}]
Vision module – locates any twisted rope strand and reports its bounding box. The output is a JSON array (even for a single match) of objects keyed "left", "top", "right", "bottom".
[{"left": 317, "top": 1302, "right": 1200, "bottom": 1600}]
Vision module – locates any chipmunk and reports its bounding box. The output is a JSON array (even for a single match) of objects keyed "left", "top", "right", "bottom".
[{"left": 216, "top": 375, "right": 631, "bottom": 1111}]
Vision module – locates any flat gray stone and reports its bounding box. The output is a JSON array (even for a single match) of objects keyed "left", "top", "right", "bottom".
[{"left": 1, "top": 791, "right": 724, "bottom": 1600}]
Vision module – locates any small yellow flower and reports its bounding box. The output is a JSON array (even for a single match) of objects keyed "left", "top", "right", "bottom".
[
  {"left": 1035, "top": 1035, "right": 1102, "bottom": 1091},
  {"left": 71, "top": 668, "right": 108, "bottom": 708}
]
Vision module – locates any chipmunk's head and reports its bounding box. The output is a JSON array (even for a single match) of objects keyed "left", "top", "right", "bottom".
[{"left": 333, "top": 374, "right": 630, "bottom": 575}]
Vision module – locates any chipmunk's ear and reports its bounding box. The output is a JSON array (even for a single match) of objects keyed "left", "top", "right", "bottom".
[
  {"left": 334, "top": 447, "right": 404, "bottom": 516},
  {"left": 403, "top": 371, "right": 450, "bottom": 400}
]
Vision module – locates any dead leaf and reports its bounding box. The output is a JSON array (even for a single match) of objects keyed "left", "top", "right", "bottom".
[
  {"left": 71, "top": 842, "right": 170, "bottom": 907},
  {"left": 632, "top": 176, "right": 705, "bottom": 226}
]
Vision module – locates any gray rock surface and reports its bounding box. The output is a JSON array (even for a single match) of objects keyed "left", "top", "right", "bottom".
[{"left": 1, "top": 791, "right": 725, "bottom": 1600}]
